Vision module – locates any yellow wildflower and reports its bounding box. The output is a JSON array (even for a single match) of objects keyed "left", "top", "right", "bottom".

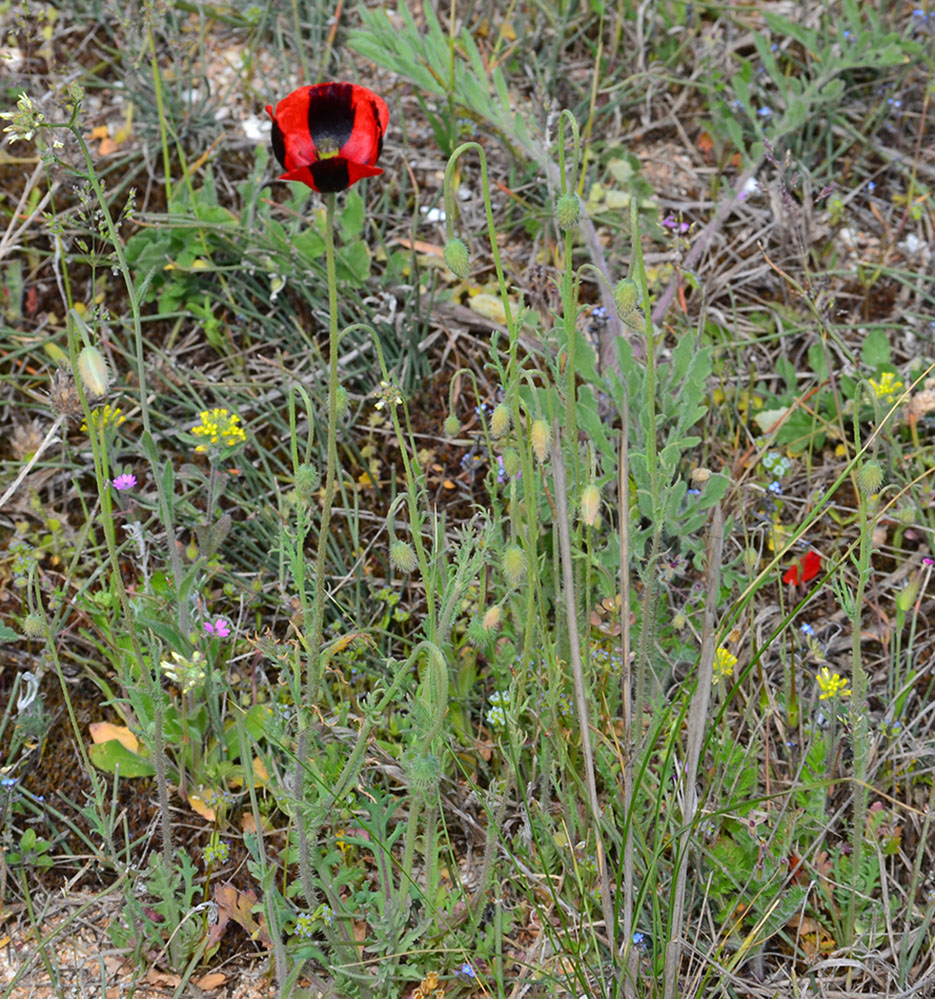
[
  {"left": 816, "top": 666, "right": 851, "bottom": 701},
  {"left": 713, "top": 647, "right": 737, "bottom": 685},
  {"left": 191, "top": 408, "right": 246, "bottom": 452},
  {"left": 869, "top": 371, "right": 903, "bottom": 400},
  {"left": 81, "top": 404, "right": 126, "bottom": 433}
]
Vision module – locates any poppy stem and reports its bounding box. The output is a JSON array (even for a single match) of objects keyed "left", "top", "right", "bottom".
[{"left": 294, "top": 192, "right": 341, "bottom": 908}]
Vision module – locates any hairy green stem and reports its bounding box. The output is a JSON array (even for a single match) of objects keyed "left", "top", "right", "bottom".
[{"left": 294, "top": 193, "right": 341, "bottom": 906}]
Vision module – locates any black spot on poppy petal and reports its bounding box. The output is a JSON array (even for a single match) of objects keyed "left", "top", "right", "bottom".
[
  {"left": 309, "top": 158, "right": 351, "bottom": 193},
  {"left": 368, "top": 99, "right": 384, "bottom": 160},
  {"left": 306, "top": 82, "right": 355, "bottom": 154},
  {"left": 270, "top": 121, "right": 287, "bottom": 171}
]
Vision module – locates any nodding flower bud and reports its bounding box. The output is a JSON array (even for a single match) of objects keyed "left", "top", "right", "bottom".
[
  {"left": 501, "top": 448, "right": 521, "bottom": 478},
  {"left": 334, "top": 385, "right": 349, "bottom": 419},
  {"left": 555, "top": 193, "right": 580, "bottom": 231},
  {"left": 530, "top": 419, "right": 551, "bottom": 463},
  {"left": 294, "top": 463, "right": 320, "bottom": 501},
  {"left": 443, "top": 413, "right": 460, "bottom": 436},
  {"left": 77, "top": 346, "right": 109, "bottom": 397},
  {"left": 613, "top": 278, "right": 641, "bottom": 322},
  {"left": 390, "top": 540, "right": 418, "bottom": 573},
  {"left": 502, "top": 545, "right": 527, "bottom": 587},
  {"left": 23, "top": 613, "right": 46, "bottom": 638},
  {"left": 580, "top": 484, "right": 601, "bottom": 526},
  {"left": 481, "top": 605, "right": 502, "bottom": 631},
  {"left": 444, "top": 237, "right": 470, "bottom": 279},
  {"left": 858, "top": 461, "right": 885, "bottom": 496},
  {"left": 490, "top": 402, "right": 511, "bottom": 439},
  {"left": 407, "top": 752, "right": 441, "bottom": 797}
]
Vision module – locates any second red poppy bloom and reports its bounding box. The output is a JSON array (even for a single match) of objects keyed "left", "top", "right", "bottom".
[
  {"left": 266, "top": 82, "right": 389, "bottom": 194},
  {"left": 783, "top": 551, "right": 822, "bottom": 586}
]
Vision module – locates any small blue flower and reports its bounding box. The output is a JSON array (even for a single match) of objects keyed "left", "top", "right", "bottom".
[
  {"left": 867, "top": 181, "right": 875, "bottom": 192},
  {"left": 768, "top": 480, "right": 782, "bottom": 495},
  {"left": 203, "top": 840, "right": 230, "bottom": 865},
  {"left": 800, "top": 622, "right": 815, "bottom": 637},
  {"left": 458, "top": 962, "right": 477, "bottom": 978},
  {"left": 757, "top": 106, "right": 772, "bottom": 118},
  {"left": 295, "top": 912, "right": 315, "bottom": 938},
  {"left": 1, "top": 777, "right": 17, "bottom": 789}
]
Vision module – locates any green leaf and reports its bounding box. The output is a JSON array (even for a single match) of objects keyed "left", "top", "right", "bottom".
[
  {"left": 861, "top": 328, "right": 891, "bottom": 369},
  {"left": 0, "top": 624, "right": 20, "bottom": 641},
  {"left": 89, "top": 739, "right": 157, "bottom": 778},
  {"left": 293, "top": 229, "right": 325, "bottom": 261},
  {"left": 337, "top": 241, "right": 371, "bottom": 283},
  {"left": 339, "top": 190, "right": 365, "bottom": 241},
  {"left": 807, "top": 342, "right": 829, "bottom": 380}
]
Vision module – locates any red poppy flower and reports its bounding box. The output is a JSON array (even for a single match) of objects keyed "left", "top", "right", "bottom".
[
  {"left": 783, "top": 551, "right": 821, "bottom": 586},
  {"left": 266, "top": 82, "right": 389, "bottom": 194}
]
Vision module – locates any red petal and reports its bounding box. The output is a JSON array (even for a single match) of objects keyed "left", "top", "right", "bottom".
[
  {"left": 269, "top": 87, "right": 317, "bottom": 173},
  {"left": 782, "top": 564, "right": 799, "bottom": 585},
  {"left": 338, "top": 85, "right": 389, "bottom": 168},
  {"left": 801, "top": 551, "right": 821, "bottom": 583}
]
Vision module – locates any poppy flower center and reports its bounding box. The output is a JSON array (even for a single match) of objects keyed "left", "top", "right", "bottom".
[
  {"left": 306, "top": 87, "right": 355, "bottom": 160},
  {"left": 317, "top": 136, "right": 341, "bottom": 159}
]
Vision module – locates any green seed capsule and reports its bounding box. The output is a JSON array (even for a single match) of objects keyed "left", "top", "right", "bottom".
[
  {"left": 444, "top": 237, "right": 470, "bottom": 279},
  {"left": 555, "top": 193, "right": 580, "bottom": 231}
]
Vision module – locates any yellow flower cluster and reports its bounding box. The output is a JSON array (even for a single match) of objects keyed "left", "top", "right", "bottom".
[
  {"left": 81, "top": 404, "right": 126, "bottom": 433},
  {"left": 869, "top": 371, "right": 903, "bottom": 400},
  {"left": 816, "top": 666, "right": 851, "bottom": 701},
  {"left": 712, "top": 647, "right": 737, "bottom": 685},
  {"left": 191, "top": 408, "right": 246, "bottom": 452}
]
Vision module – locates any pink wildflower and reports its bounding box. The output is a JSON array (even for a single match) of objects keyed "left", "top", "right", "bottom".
[{"left": 204, "top": 618, "right": 231, "bottom": 638}]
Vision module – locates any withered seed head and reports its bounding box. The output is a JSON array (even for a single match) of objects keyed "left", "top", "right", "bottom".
[{"left": 48, "top": 365, "right": 83, "bottom": 422}]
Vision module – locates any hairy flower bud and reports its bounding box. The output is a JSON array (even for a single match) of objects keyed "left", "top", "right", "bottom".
[
  {"left": 23, "top": 613, "right": 46, "bottom": 638},
  {"left": 390, "top": 540, "right": 418, "bottom": 573},
  {"left": 407, "top": 753, "right": 440, "bottom": 797},
  {"left": 580, "top": 484, "right": 601, "bottom": 526},
  {"left": 77, "top": 346, "right": 109, "bottom": 397},
  {"left": 530, "top": 419, "right": 551, "bottom": 463},
  {"left": 858, "top": 460, "right": 884, "bottom": 496},
  {"left": 481, "top": 605, "right": 502, "bottom": 631},
  {"left": 613, "top": 278, "right": 640, "bottom": 322},
  {"left": 895, "top": 576, "right": 920, "bottom": 615},
  {"left": 501, "top": 448, "right": 521, "bottom": 478},
  {"left": 443, "top": 413, "right": 460, "bottom": 436},
  {"left": 490, "top": 402, "right": 511, "bottom": 439},
  {"left": 555, "top": 193, "right": 580, "bottom": 231},
  {"left": 444, "top": 237, "right": 470, "bottom": 279},
  {"left": 294, "top": 463, "right": 320, "bottom": 501},
  {"left": 334, "top": 385, "right": 349, "bottom": 419},
  {"left": 502, "top": 545, "right": 527, "bottom": 587}
]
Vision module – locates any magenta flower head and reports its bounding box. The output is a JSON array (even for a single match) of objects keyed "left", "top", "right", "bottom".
[
  {"left": 113, "top": 473, "right": 137, "bottom": 491},
  {"left": 204, "top": 617, "right": 231, "bottom": 638}
]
